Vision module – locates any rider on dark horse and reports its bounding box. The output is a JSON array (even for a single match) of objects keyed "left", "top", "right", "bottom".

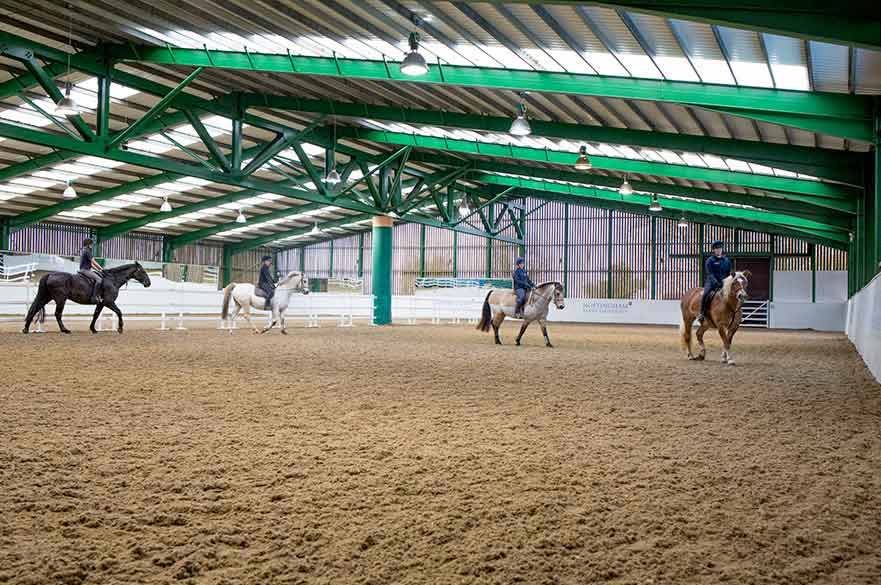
[
  {"left": 512, "top": 256, "right": 535, "bottom": 319},
  {"left": 79, "top": 238, "right": 103, "bottom": 304},
  {"left": 699, "top": 240, "right": 733, "bottom": 323},
  {"left": 257, "top": 255, "right": 277, "bottom": 310}
]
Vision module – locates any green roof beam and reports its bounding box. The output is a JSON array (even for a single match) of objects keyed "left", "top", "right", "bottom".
[
  {"left": 480, "top": 174, "right": 847, "bottom": 237},
  {"left": 96, "top": 40, "right": 873, "bottom": 140},
  {"left": 333, "top": 126, "right": 859, "bottom": 200},
  {"left": 242, "top": 94, "right": 862, "bottom": 184}
]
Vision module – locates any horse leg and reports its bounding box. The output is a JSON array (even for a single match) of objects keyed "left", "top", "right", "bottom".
[
  {"left": 515, "top": 321, "right": 530, "bottom": 346},
  {"left": 717, "top": 326, "right": 729, "bottom": 363},
  {"left": 228, "top": 303, "right": 241, "bottom": 335},
  {"left": 54, "top": 297, "right": 71, "bottom": 334},
  {"left": 242, "top": 305, "right": 259, "bottom": 334},
  {"left": 695, "top": 322, "right": 709, "bottom": 360},
  {"left": 280, "top": 310, "right": 287, "bottom": 335},
  {"left": 105, "top": 301, "right": 124, "bottom": 334},
  {"left": 22, "top": 299, "right": 48, "bottom": 334},
  {"left": 89, "top": 304, "right": 104, "bottom": 333},
  {"left": 723, "top": 328, "right": 738, "bottom": 366},
  {"left": 260, "top": 308, "right": 277, "bottom": 333},
  {"left": 539, "top": 319, "right": 553, "bottom": 348},
  {"left": 492, "top": 313, "right": 504, "bottom": 345}
]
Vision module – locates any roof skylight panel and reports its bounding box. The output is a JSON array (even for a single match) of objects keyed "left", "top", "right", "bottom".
[
  {"left": 9, "top": 177, "right": 57, "bottom": 189},
  {"left": 450, "top": 43, "right": 501, "bottom": 67},
  {"left": 747, "top": 163, "right": 775, "bottom": 175},
  {"left": 57, "top": 210, "right": 96, "bottom": 219},
  {"left": 714, "top": 27, "right": 774, "bottom": 87},
  {"left": 725, "top": 159, "right": 752, "bottom": 173},
  {"left": 639, "top": 149, "right": 666, "bottom": 163},
  {"left": 74, "top": 78, "right": 140, "bottom": 100},
  {"left": 772, "top": 168, "right": 798, "bottom": 178},
  {"left": 667, "top": 20, "right": 735, "bottom": 84},
  {"left": 680, "top": 153, "right": 708, "bottom": 167},
  {"left": 701, "top": 154, "right": 729, "bottom": 169},
  {"left": 0, "top": 104, "right": 49, "bottom": 126},
  {"left": 761, "top": 34, "right": 810, "bottom": 90},
  {"left": 545, "top": 49, "right": 596, "bottom": 74},
  {"left": 658, "top": 150, "right": 686, "bottom": 165}
]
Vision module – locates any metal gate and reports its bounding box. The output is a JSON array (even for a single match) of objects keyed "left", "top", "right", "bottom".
[{"left": 741, "top": 300, "right": 770, "bottom": 328}]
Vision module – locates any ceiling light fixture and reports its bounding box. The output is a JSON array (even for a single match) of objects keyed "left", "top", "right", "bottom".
[
  {"left": 310, "top": 223, "right": 321, "bottom": 235},
  {"left": 62, "top": 180, "right": 77, "bottom": 199},
  {"left": 649, "top": 195, "right": 663, "bottom": 212},
  {"left": 677, "top": 215, "right": 688, "bottom": 229},
  {"left": 54, "top": 7, "right": 85, "bottom": 116},
  {"left": 574, "top": 145, "right": 592, "bottom": 171},
  {"left": 160, "top": 197, "right": 172, "bottom": 212},
  {"left": 619, "top": 176, "right": 633, "bottom": 196},
  {"left": 235, "top": 208, "right": 247, "bottom": 224},
  {"left": 509, "top": 94, "right": 532, "bottom": 136},
  {"left": 400, "top": 32, "right": 429, "bottom": 76},
  {"left": 324, "top": 121, "right": 342, "bottom": 185}
]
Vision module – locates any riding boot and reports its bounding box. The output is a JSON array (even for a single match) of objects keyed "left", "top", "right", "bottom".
[
  {"left": 90, "top": 281, "right": 103, "bottom": 304},
  {"left": 514, "top": 301, "right": 525, "bottom": 319}
]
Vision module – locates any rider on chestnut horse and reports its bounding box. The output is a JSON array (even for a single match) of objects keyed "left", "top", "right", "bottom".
[{"left": 699, "top": 240, "right": 733, "bottom": 323}]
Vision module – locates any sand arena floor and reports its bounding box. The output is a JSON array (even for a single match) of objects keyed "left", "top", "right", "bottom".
[{"left": 1, "top": 321, "right": 879, "bottom": 584}]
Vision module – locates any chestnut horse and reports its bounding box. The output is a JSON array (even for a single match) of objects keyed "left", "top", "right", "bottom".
[{"left": 679, "top": 271, "right": 751, "bottom": 365}]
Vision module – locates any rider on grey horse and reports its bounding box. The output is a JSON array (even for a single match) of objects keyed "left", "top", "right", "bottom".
[
  {"left": 512, "top": 257, "right": 535, "bottom": 319},
  {"left": 78, "top": 238, "right": 103, "bottom": 304},
  {"left": 257, "top": 255, "right": 277, "bottom": 310}
]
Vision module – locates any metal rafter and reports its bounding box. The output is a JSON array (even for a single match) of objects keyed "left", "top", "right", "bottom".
[
  {"left": 86, "top": 40, "right": 874, "bottom": 140},
  {"left": 242, "top": 93, "right": 861, "bottom": 183}
]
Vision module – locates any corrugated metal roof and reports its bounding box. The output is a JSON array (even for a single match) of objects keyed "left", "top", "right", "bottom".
[{"left": 0, "top": 0, "right": 877, "bottom": 246}]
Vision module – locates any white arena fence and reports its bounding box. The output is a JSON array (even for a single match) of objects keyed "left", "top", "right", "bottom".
[
  {"left": 847, "top": 272, "right": 881, "bottom": 383},
  {"left": 0, "top": 278, "right": 492, "bottom": 331}
]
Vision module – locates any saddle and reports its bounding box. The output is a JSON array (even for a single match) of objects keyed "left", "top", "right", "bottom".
[{"left": 254, "top": 288, "right": 268, "bottom": 298}]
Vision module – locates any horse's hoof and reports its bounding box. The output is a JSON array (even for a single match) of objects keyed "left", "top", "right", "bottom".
[
  {"left": 21, "top": 329, "right": 28, "bottom": 335},
  {"left": 515, "top": 341, "right": 521, "bottom": 346},
  {"left": 61, "top": 330, "right": 72, "bottom": 335},
  {"left": 546, "top": 343, "right": 554, "bottom": 348},
  {"left": 281, "top": 329, "right": 288, "bottom": 335},
  {"left": 90, "top": 329, "right": 97, "bottom": 334},
  {"left": 727, "top": 361, "right": 736, "bottom": 366}
]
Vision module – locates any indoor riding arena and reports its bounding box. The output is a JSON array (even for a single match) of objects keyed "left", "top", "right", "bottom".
[{"left": 1, "top": 3, "right": 880, "bottom": 584}]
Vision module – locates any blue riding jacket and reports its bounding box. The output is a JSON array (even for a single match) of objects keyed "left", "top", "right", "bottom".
[
  {"left": 258, "top": 264, "right": 276, "bottom": 295},
  {"left": 704, "top": 255, "right": 733, "bottom": 288},
  {"left": 513, "top": 267, "right": 535, "bottom": 290},
  {"left": 79, "top": 246, "right": 93, "bottom": 271}
]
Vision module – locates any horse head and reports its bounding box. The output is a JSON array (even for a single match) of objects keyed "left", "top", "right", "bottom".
[
  {"left": 731, "top": 270, "right": 750, "bottom": 303},
  {"left": 278, "top": 271, "right": 310, "bottom": 294},
  {"left": 552, "top": 282, "right": 566, "bottom": 309},
  {"left": 133, "top": 262, "right": 152, "bottom": 287}
]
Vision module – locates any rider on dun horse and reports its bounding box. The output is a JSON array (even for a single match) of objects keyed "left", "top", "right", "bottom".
[
  {"left": 680, "top": 240, "right": 751, "bottom": 365},
  {"left": 476, "top": 257, "right": 565, "bottom": 347}
]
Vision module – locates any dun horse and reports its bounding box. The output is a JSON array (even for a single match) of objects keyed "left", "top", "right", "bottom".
[
  {"left": 22, "top": 263, "right": 152, "bottom": 334},
  {"left": 476, "top": 282, "right": 565, "bottom": 347},
  {"left": 680, "top": 271, "right": 750, "bottom": 365},
  {"left": 220, "top": 271, "right": 309, "bottom": 334}
]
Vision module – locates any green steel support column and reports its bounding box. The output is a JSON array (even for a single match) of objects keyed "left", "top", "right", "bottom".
[
  {"left": 299, "top": 246, "right": 306, "bottom": 275},
  {"left": 93, "top": 233, "right": 103, "bottom": 259},
  {"left": 328, "top": 238, "right": 334, "bottom": 279},
  {"left": 418, "top": 223, "right": 426, "bottom": 278},
  {"left": 0, "top": 217, "right": 9, "bottom": 251},
  {"left": 856, "top": 197, "right": 866, "bottom": 287},
  {"left": 650, "top": 215, "right": 657, "bottom": 300},
  {"left": 698, "top": 223, "right": 705, "bottom": 286},
  {"left": 607, "top": 209, "right": 613, "bottom": 299},
  {"left": 518, "top": 205, "right": 527, "bottom": 260},
  {"left": 96, "top": 63, "right": 112, "bottom": 141},
  {"left": 769, "top": 236, "right": 776, "bottom": 301},
  {"left": 453, "top": 231, "right": 459, "bottom": 277},
  {"left": 371, "top": 215, "right": 393, "bottom": 325},
  {"left": 809, "top": 243, "right": 817, "bottom": 303},
  {"left": 485, "top": 206, "right": 493, "bottom": 279},
  {"left": 357, "top": 231, "right": 364, "bottom": 278},
  {"left": 871, "top": 123, "right": 881, "bottom": 280},
  {"left": 222, "top": 245, "right": 233, "bottom": 287},
  {"left": 162, "top": 237, "right": 174, "bottom": 263},
  {"left": 563, "top": 202, "right": 570, "bottom": 295}
]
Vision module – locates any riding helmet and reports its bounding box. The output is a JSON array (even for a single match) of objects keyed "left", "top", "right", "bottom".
[
  {"left": 262, "top": 255, "right": 272, "bottom": 262},
  {"left": 711, "top": 240, "right": 724, "bottom": 250},
  {"left": 83, "top": 238, "right": 93, "bottom": 246},
  {"left": 515, "top": 257, "right": 525, "bottom": 265}
]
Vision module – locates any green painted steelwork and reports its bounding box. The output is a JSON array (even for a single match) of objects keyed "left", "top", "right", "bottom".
[
  {"left": 357, "top": 231, "right": 364, "bottom": 278},
  {"left": 418, "top": 223, "right": 426, "bottom": 278},
  {"left": 0, "top": 151, "right": 77, "bottom": 183},
  {"left": 476, "top": 174, "right": 849, "bottom": 241},
  {"left": 108, "top": 67, "right": 204, "bottom": 150},
  {"left": 650, "top": 215, "right": 657, "bottom": 300},
  {"left": 334, "top": 127, "right": 858, "bottom": 200},
  {"left": 371, "top": 220, "right": 393, "bottom": 325},
  {"left": 464, "top": 1, "right": 881, "bottom": 50},
  {"left": 99, "top": 41, "right": 874, "bottom": 140},
  {"left": 243, "top": 94, "right": 862, "bottom": 183},
  {"left": 0, "top": 217, "right": 9, "bottom": 251}
]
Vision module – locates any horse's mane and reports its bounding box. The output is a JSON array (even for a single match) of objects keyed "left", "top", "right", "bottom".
[
  {"left": 103, "top": 262, "right": 142, "bottom": 274},
  {"left": 721, "top": 272, "right": 746, "bottom": 300},
  {"left": 278, "top": 270, "right": 303, "bottom": 286},
  {"left": 536, "top": 280, "right": 563, "bottom": 290}
]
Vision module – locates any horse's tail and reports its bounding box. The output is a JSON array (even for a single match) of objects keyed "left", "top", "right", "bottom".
[
  {"left": 221, "top": 283, "right": 236, "bottom": 319},
  {"left": 25, "top": 275, "right": 50, "bottom": 327},
  {"left": 476, "top": 290, "right": 493, "bottom": 332}
]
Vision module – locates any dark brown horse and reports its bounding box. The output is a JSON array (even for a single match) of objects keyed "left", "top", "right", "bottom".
[
  {"left": 22, "top": 263, "right": 151, "bottom": 334},
  {"left": 679, "top": 271, "right": 750, "bottom": 365}
]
